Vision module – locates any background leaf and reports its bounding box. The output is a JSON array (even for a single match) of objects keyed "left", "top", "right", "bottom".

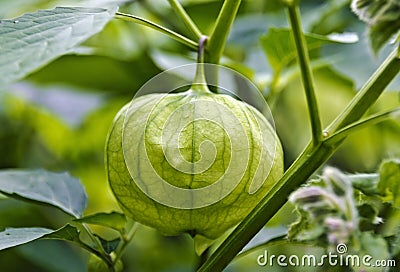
[
  {"left": 260, "top": 28, "right": 357, "bottom": 74},
  {"left": 0, "top": 6, "right": 118, "bottom": 87},
  {"left": 351, "top": 0, "right": 400, "bottom": 53},
  {"left": 94, "top": 235, "right": 121, "bottom": 254},
  {"left": 43, "top": 224, "right": 82, "bottom": 244},
  {"left": 0, "top": 169, "right": 87, "bottom": 218},
  {"left": 0, "top": 227, "right": 52, "bottom": 251},
  {"left": 74, "top": 212, "right": 127, "bottom": 233},
  {"left": 349, "top": 173, "right": 379, "bottom": 195},
  {"left": 378, "top": 159, "right": 400, "bottom": 208}
]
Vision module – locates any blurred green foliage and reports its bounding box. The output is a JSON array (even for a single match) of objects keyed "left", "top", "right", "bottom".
[{"left": 0, "top": 0, "right": 399, "bottom": 271}]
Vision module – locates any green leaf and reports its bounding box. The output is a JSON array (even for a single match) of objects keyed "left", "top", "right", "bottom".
[
  {"left": 369, "top": 20, "right": 400, "bottom": 54},
  {"left": 357, "top": 203, "right": 381, "bottom": 231},
  {"left": 378, "top": 159, "right": 400, "bottom": 208},
  {"left": 288, "top": 209, "right": 325, "bottom": 241},
  {"left": 359, "top": 232, "right": 390, "bottom": 265},
  {"left": 0, "top": 169, "right": 87, "bottom": 218},
  {"left": 42, "top": 224, "right": 101, "bottom": 254},
  {"left": 74, "top": 212, "right": 127, "bottom": 233},
  {"left": 0, "top": 6, "right": 118, "bottom": 87},
  {"left": 94, "top": 235, "right": 121, "bottom": 254},
  {"left": 349, "top": 173, "right": 380, "bottom": 195},
  {"left": 43, "top": 224, "right": 118, "bottom": 258},
  {"left": 351, "top": 0, "right": 400, "bottom": 53},
  {"left": 88, "top": 254, "right": 124, "bottom": 272},
  {"left": 0, "top": 227, "right": 53, "bottom": 251},
  {"left": 44, "top": 224, "right": 81, "bottom": 243},
  {"left": 260, "top": 28, "right": 357, "bottom": 74}
]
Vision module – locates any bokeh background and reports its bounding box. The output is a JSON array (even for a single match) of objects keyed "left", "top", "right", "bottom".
[{"left": 0, "top": 0, "right": 399, "bottom": 271}]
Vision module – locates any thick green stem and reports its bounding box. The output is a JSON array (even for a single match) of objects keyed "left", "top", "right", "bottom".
[
  {"left": 115, "top": 12, "right": 198, "bottom": 50},
  {"left": 287, "top": 4, "right": 322, "bottom": 145},
  {"left": 197, "top": 142, "right": 338, "bottom": 272},
  {"left": 206, "top": 0, "right": 242, "bottom": 64},
  {"left": 167, "top": 0, "right": 202, "bottom": 39},
  {"left": 326, "top": 46, "right": 400, "bottom": 133}
]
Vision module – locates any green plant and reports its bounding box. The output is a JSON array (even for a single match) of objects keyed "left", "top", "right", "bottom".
[{"left": 0, "top": 0, "right": 399, "bottom": 271}]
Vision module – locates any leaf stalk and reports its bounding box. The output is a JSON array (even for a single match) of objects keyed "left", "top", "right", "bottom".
[{"left": 115, "top": 12, "right": 198, "bottom": 50}]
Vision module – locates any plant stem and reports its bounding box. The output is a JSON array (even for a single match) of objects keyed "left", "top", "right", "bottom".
[
  {"left": 115, "top": 12, "right": 198, "bottom": 50},
  {"left": 287, "top": 4, "right": 322, "bottom": 145},
  {"left": 197, "top": 142, "right": 338, "bottom": 272},
  {"left": 326, "top": 46, "right": 400, "bottom": 133},
  {"left": 324, "top": 107, "right": 400, "bottom": 145},
  {"left": 192, "top": 36, "right": 209, "bottom": 93},
  {"left": 206, "top": 0, "right": 242, "bottom": 64},
  {"left": 80, "top": 224, "right": 114, "bottom": 269},
  {"left": 167, "top": 0, "right": 202, "bottom": 39},
  {"left": 82, "top": 224, "right": 107, "bottom": 255},
  {"left": 113, "top": 220, "right": 138, "bottom": 263},
  {"left": 196, "top": 36, "right": 208, "bottom": 80}
]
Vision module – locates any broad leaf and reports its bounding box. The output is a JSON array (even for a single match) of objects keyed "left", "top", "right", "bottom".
[
  {"left": 378, "top": 159, "right": 400, "bottom": 208},
  {"left": 0, "top": 169, "right": 87, "bottom": 218},
  {"left": 44, "top": 224, "right": 81, "bottom": 243},
  {"left": 43, "top": 224, "right": 107, "bottom": 255},
  {"left": 359, "top": 232, "right": 390, "bottom": 268},
  {"left": 45, "top": 224, "right": 121, "bottom": 255},
  {"left": 74, "top": 212, "right": 127, "bottom": 233},
  {"left": 351, "top": 0, "right": 400, "bottom": 53},
  {"left": 0, "top": 227, "right": 53, "bottom": 251},
  {"left": 349, "top": 173, "right": 379, "bottom": 196},
  {"left": 0, "top": 6, "right": 118, "bottom": 87},
  {"left": 260, "top": 28, "right": 358, "bottom": 74}
]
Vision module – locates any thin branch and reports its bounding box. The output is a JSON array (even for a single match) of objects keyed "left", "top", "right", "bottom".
[
  {"left": 115, "top": 12, "right": 198, "bottom": 50},
  {"left": 113, "top": 220, "right": 138, "bottom": 264},
  {"left": 287, "top": 4, "right": 322, "bottom": 145},
  {"left": 167, "top": 0, "right": 202, "bottom": 39},
  {"left": 324, "top": 107, "right": 400, "bottom": 145}
]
